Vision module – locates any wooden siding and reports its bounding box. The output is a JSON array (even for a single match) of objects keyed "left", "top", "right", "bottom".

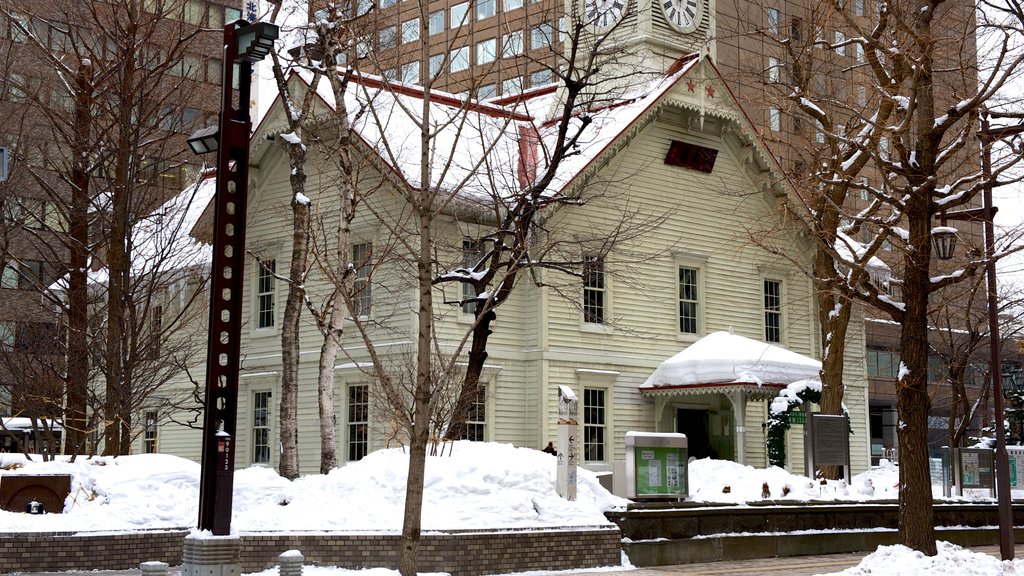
[{"left": 155, "top": 76, "right": 870, "bottom": 477}]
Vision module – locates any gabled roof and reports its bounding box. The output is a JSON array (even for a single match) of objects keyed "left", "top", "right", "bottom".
[
  {"left": 640, "top": 331, "right": 822, "bottom": 394},
  {"left": 250, "top": 52, "right": 796, "bottom": 209}
]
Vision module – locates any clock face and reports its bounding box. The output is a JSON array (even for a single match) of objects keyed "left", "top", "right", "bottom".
[
  {"left": 585, "top": 0, "right": 626, "bottom": 28},
  {"left": 661, "top": 0, "right": 700, "bottom": 31}
]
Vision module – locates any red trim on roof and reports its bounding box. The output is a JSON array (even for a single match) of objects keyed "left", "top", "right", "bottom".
[
  {"left": 488, "top": 82, "right": 559, "bottom": 107},
  {"left": 642, "top": 382, "right": 788, "bottom": 391},
  {"left": 350, "top": 70, "right": 535, "bottom": 122}
]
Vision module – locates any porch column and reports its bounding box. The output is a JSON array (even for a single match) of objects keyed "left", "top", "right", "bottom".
[{"left": 726, "top": 390, "right": 747, "bottom": 465}]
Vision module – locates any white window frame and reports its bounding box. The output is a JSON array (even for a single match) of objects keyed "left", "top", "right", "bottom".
[
  {"left": 502, "top": 76, "right": 522, "bottom": 94},
  {"left": 476, "top": 38, "right": 496, "bottom": 65},
  {"left": 530, "top": 23, "right": 552, "bottom": 50},
  {"left": 429, "top": 53, "right": 445, "bottom": 78},
  {"left": 450, "top": 2, "right": 469, "bottom": 28},
  {"left": 401, "top": 61, "right": 420, "bottom": 84},
  {"left": 502, "top": 30, "right": 524, "bottom": 57},
  {"left": 352, "top": 242, "right": 373, "bottom": 318},
  {"left": 252, "top": 390, "right": 272, "bottom": 464},
  {"left": 763, "top": 278, "right": 783, "bottom": 343},
  {"left": 583, "top": 387, "right": 607, "bottom": 463},
  {"left": 450, "top": 46, "right": 470, "bottom": 72},
  {"left": 504, "top": 0, "right": 523, "bottom": 10},
  {"left": 428, "top": 10, "right": 445, "bottom": 35},
  {"left": 678, "top": 266, "right": 700, "bottom": 336},
  {"left": 256, "top": 259, "right": 276, "bottom": 330},
  {"left": 768, "top": 107, "right": 781, "bottom": 132},
  {"left": 767, "top": 7, "right": 779, "bottom": 34},
  {"left": 459, "top": 384, "right": 487, "bottom": 441},
  {"left": 402, "top": 18, "right": 419, "bottom": 43},
  {"left": 767, "top": 56, "right": 780, "bottom": 83},
  {"left": 143, "top": 410, "right": 158, "bottom": 453},
  {"left": 476, "top": 0, "right": 496, "bottom": 20},
  {"left": 347, "top": 383, "right": 369, "bottom": 461},
  {"left": 582, "top": 254, "right": 606, "bottom": 325}
]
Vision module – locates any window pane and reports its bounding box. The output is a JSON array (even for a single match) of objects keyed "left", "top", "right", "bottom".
[
  {"left": 252, "top": 391, "right": 271, "bottom": 464},
  {"left": 503, "top": 31, "right": 523, "bottom": 57},
  {"left": 257, "top": 260, "right": 275, "bottom": 329},
  {"left": 352, "top": 242, "right": 372, "bottom": 317},
  {"left": 450, "top": 46, "right": 469, "bottom": 72},
  {"left": 764, "top": 279, "right": 781, "bottom": 343},
  {"left": 530, "top": 23, "right": 552, "bottom": 49},
  {"left": 584, "top": 388, "right": 605, "bottom": 462},
  {"left": 429, "top": 10, "right": 444, "bottom": 35},
  {"left": 476, "top": 38, "right": 496, "bottom": 65},
  {"left": 679, "top": 267, "right": 698, "bottom": 334},
  {"left": 583, "top": 255, "right": 604, "bottom": 324},
  {"left": 402, "top": 18, "right": 419, "bottom": 43},
  {"left": 450, "top": 2, "right": 468, "bottom": 28},
  {"left": 348, "top": 384, "right": 369, "bottom": 461},
  {"left": 477, "top": 0, "right": 496, "bottom": 20}
]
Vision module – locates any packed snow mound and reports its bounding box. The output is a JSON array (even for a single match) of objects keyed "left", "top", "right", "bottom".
[
  {"left": 827, "top": 541, "right": 1024, "bottom": 575},
  {"left": 687, "top": 458, "right": 900, "bottom": 503},
  {"left": 0, "top": 442, "right": 626, "bottom": 533}
]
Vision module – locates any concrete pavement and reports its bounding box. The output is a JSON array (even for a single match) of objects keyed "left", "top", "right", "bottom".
[{"left": 5, "top": 545, "right": 1022, "bottom": 576}]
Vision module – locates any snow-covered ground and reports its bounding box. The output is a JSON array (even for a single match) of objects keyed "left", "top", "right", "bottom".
[{"left": 0, "top": 441, "right": 1020, "bottom": 575}]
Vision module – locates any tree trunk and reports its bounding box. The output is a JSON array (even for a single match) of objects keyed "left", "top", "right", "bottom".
[
  {"left": 399, "top": 207, "right": 435, "bottom": 576},
  {"left": 279, "top": 197, "right": 309, "bottom": 479},
  {"left": 317, "top": 301, "right": 342, "bottom": 473},
  {"left": 896, "top": 198, "right": 937, "bottom": 555},
  {"left": 65, "top": 61, "right": 92, "bottom": 456}
]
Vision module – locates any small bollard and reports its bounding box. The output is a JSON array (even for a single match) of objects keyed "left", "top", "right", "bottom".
[
  {"left": 278, "top": 550, "right": 303, "bottom": 576},
  {"left": 140, "top": 561, "right": 169, "bottom": 576}
]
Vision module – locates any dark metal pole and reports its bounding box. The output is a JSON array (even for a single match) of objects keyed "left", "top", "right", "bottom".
[
  {"left": 980, "top": 110, "right": 1015, "bottom": 561},
  {"left": 197, "top": 21, "right": 253, "bottom": 535}
]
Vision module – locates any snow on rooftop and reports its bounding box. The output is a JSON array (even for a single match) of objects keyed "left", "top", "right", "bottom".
[
  {"left": 641, "top": 331, "right": 821, "bottom": 389},
  {"left": 265, "top": 56, "right": 702, "bottom": 204}
]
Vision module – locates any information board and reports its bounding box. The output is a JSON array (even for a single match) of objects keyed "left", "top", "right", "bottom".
[
  {"left": 625, "top": 432, "right": 688, "bottom": 499},
  {"left": 959, "top": 448, "right": 994, "bottom": 489},
  {"left": 1008, "top": 447, "right": 1024, "bottom": 489}
]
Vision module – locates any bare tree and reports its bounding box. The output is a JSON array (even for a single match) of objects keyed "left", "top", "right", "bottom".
[
  {"left": 730, "top": 0, "right": 1024, "bottom": 553},
  {"left": 0, "top": 0, "right": 218, "bottom": 455}
]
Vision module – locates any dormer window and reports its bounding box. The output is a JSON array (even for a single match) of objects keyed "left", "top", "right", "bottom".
[{"left": 664, "top": 140, "right": 718, "bottom": 173}]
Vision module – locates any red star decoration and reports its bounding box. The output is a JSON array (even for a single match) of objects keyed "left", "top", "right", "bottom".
[
  {"left": 705, "top": 85, "right": 715, "bottom": 98},
  {"left": 686, "top": 80, "right": 696, "bottom": 92}
]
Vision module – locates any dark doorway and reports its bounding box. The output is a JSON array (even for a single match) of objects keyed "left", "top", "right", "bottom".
[{"left": 677, "top": 408, "right": 716, "bottom": 459}]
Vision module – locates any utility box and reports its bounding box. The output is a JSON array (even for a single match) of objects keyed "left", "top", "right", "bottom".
[
  {"left": 625, "top": 431, "right": 688, "bottom": 500},
  {"left": 0, "top": 474, "right": 71, "bottom": 513}
]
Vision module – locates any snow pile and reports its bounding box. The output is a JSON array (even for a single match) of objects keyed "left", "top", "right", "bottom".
[
  {"left": 687, "top": 458, "right": 899, "bottom": 503},
  {"left": 828, "top": 541, "right": 1024, "bottom": 575},
  {"left": 0, "top": 442, "right": 625, "bottom": 533}
]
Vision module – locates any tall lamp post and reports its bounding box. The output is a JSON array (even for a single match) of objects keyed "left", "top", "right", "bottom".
[
  {"left": 932, "top": 109, "right": 1024, "bottom": 561},
  {"left": 186, "top": 19, "right": 278, "bottom": 537}
]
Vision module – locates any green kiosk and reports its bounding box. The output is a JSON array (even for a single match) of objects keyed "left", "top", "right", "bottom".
[{"left": 625, "top": 431, "right": 688, "bottom": 499}]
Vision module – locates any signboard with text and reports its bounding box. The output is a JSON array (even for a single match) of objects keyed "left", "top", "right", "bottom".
[{"left": 625, "top": 432, "right": 688, "bottom": 499}]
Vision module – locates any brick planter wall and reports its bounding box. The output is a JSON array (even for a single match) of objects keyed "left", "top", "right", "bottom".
[
  {"left": 0, "top": 530, "right": 189, "bottom": 572},
  {"left": 240, "top": 528, "right": 622, "bottom": 576},
  {"left": 0, "top": 527, "right": 622, "bottom": 575}
]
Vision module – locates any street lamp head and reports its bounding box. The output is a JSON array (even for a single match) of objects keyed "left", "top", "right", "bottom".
[
  {"left": 236, "top": 22, "right": 279, "bottom": 64},
  {"left": 931, "top": 226, "right": 958, "bottom": 261},
  {"left": 187, "top": 125, "right": 220, "bottom": 155}
]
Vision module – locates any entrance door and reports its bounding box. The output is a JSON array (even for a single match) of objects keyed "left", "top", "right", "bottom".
[
  {"left": 708, "top": 410, "right": 734, "bottom": 461},
  {"left": 676, "top": 408, "right": 734, "bottom": 461}
]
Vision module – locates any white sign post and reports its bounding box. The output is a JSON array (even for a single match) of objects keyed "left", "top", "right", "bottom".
[{"left": 556, "top": 385, "right": 578, "bottom": 501}]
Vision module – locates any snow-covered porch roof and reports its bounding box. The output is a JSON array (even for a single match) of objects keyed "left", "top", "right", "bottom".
[{"left": 639, "top": 331, "right": 822, "bottom": 401}]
